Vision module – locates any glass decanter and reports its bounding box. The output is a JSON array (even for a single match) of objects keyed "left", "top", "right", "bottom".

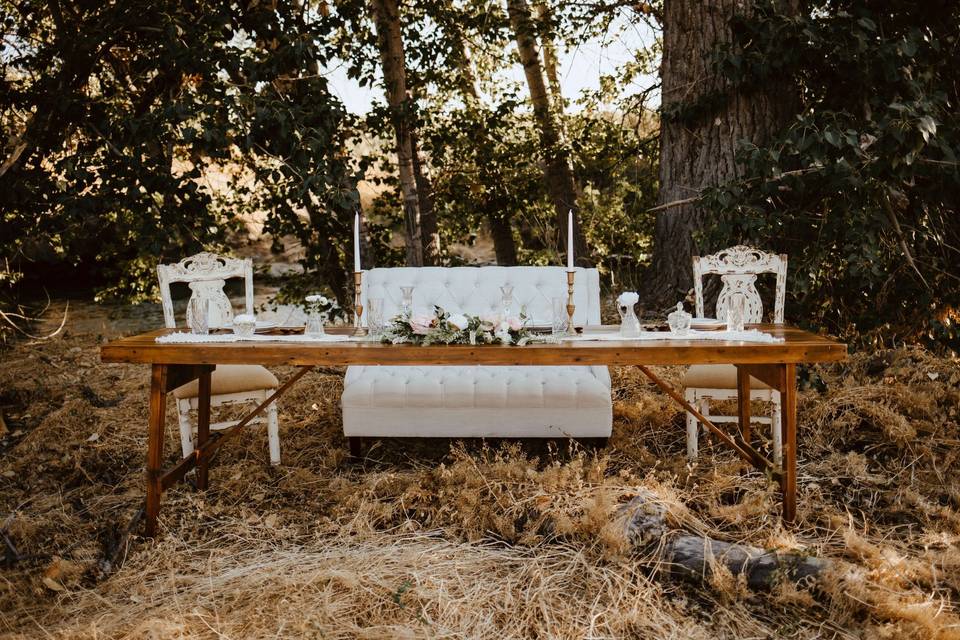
[
  {"left": 500, "top": 284, "right": 514, "bottom": 320},
  {"left": 617, "top": 297, "right": 642, "bottom": 338},
  {"left": 667, "top": 302, "right": 692, "bottom": 336},
  {"left": 400, "top": 285, "right": 415, "bottom": 317}
]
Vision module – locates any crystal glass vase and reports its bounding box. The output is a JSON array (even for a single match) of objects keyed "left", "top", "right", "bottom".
[
  {"left": 305, "top": 310, "right": 327, "bottom": 337},
  {"left": 618, "top": 302, "right": 642, "bottom": 338}
]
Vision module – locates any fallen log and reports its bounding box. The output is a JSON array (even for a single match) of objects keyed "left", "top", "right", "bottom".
[{"left": 621, "top": 491, "right": 830, "bottom": 591}]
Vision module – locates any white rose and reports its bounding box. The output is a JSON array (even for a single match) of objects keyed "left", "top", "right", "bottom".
[
  {"left": 305, "top": 294, "right": 329, "bottom": 305},
  {"left": 617, "top": 291, "right": 639, "bottom": 306},
  {"left": 448, "top": 313, "right": 469, "bottom": 330}
]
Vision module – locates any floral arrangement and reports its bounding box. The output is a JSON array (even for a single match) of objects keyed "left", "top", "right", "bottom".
[
  {"left": 304, "top": 294, "right": 340, "bottom": 316},
  {"left": 381, "top": 306, "right": 543, "bottom": 346}
]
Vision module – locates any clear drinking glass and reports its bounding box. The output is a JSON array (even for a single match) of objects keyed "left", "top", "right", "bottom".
[
  {"left": 500, "top": 284, "right": 514, "bottom": 319},
  {"left": 188, "top": 297, "right": 209, "bottom": 335},
  {"left": 725, "top": 292, "right": 746, "bottom": 332},
  {"left": 400, "top": 285, "right": 415, "bottom": 317},
  {"left": 551, "top": 297, "right": 567, "bottom": 335},
  {"left": 367, "top": 297, "right": 385, "bottom": 337}
]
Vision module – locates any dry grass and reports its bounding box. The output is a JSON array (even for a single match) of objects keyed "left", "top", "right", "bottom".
[{"left": 0, "top": 306, "right": 959, "bottom": 639}]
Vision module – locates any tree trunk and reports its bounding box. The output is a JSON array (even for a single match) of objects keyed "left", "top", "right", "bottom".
[
  {"left": 506, "top": 0, "right": 589, "bottom": 266},
  {"left": 370, "top": 0, "right": 424, "bottom": 267},
  {"left": 533, "top": 1, "right": 564, "bottom": 111},
  {"left": 646, "top": 0, "right": 799, "bottom": 305},
  {"left": 410, "top": 130, "right": 440, "bottom": 265},
  {"left": 488, "top": 213, "right": 519, "bottom": 265}
]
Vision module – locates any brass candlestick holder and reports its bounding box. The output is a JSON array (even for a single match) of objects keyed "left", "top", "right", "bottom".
[
  {"left": 566, "top": 270, "right": 576, "bottom": 335},
  {"left": 353, "top": 271, "right": 367, "bottom": 337}
]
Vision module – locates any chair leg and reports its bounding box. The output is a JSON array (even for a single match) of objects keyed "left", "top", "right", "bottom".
[
  {"left": 685, "top": 389, "right": 698, "bottom": 460},
  {"left": 177, "top": 399, "right": 194, "bottom": 459},
  {"left": 697, "top": 398, "right": 711, "bottom": 438},
  {"left": 771, "top": 393, "right": 783, "bottom": 465},
  {"left": 266, "top": 394, "right": 281, "bottom": 466}
]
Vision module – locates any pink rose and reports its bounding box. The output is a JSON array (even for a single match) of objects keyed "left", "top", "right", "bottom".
[
  {"left": 506, "top": 317, "right": 523, "bottom": 331},
  {"left": 410, "top": 314, "right": 436, "bottom": 335}
]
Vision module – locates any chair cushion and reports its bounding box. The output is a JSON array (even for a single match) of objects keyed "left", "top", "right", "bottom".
[
  {"left": 342, "top": 365, "right": 612, "bottom": 438},
  {"left": 173, "top": 365, "right": 279, "bottom": 399},
  {"left": 682, "top": 364, "right": 770, "bottom": 390}
]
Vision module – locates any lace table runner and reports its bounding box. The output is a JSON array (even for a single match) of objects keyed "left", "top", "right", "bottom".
[
  {"left": 156, "top": 332, "right": 355, "bottom": 344},
  {"left": 562, "top": 329, "right": 784, "bottom": 344}
]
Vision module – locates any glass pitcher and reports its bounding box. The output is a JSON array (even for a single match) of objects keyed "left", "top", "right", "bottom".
[{"left": 618, "top": 299, "right": 642, "bottom": 338}]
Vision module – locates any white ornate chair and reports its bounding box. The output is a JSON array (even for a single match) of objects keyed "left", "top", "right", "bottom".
[
  {"left": 684, "top": 246, "right": 788, "bottom": 462},
  {"left": 157, "top": 253, "right": 281, "bottom": 465},
  {"left": 342, "top": 267, "right": 612, "bottom": 450}
]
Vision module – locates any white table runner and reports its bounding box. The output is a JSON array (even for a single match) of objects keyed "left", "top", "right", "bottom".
[
  {"left": 156, "top": 332, "right": 355, "bottom": 344},
  {"left": 562, "top": 329, "right": 784, "bottom": 344}
]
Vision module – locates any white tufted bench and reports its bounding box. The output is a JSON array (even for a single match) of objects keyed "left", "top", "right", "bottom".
[{"left": 341, "top": 267, "right": 612, "bottom": 445}]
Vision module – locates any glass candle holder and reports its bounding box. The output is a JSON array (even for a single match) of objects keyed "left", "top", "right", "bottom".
[
  {"left": 367, "top": 298, "right": 385, "bottom": 338},
  {"left": 187, "top": 297, "right": 209, "bottom": 335},
  {"left": 551, "top": 297, "right": 566, "bottom": 336},
  {"left": 725, "top": 292, "right": 746, "bottom": 332}
]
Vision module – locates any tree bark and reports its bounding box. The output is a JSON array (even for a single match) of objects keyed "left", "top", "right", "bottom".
[
  {"left": 533, "top": 1, "right": 564, "bottom": 111},
  {"left": 370, "top": 0, "right": 424, "bottom": 267},
  {"left": 506, "top": 0, "right": 589, "bottom": 266},
  {"left": 646, "top": 0, "right": 799, "bottom": 304},
  {"left": 410, "top": 130, "right": 440, "bottom": 265},
  {"left": 620, "top": 492, "right": 829, "bottom": 590}
]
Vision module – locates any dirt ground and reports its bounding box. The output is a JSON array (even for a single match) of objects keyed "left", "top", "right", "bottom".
[{"left": 0, "top": 299, "right": 958, "bottom": 639}]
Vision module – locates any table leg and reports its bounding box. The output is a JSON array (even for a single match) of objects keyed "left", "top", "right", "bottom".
[
  {"left": 736, "top": 366, "right": 751, "bottom": 445},
  {"left": 195, "top": 368, "right": 212, "bottom": 490},
  {"left": 781, "top": 363, "right": 798, "bottom": 523},
  {"left": 145, "top": 364, "right": 168, "bottom": 537}
]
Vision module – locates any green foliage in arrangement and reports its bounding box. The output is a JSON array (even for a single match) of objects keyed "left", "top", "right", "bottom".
[{"left": 698, "top": 0, "right": 960, "bottom": 350}]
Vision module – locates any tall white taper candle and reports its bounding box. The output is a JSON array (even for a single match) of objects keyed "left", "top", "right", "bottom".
[
  {"left": 353, "top": 212, "right": 361, "bottom": 272},
  {"left": 567, "top": 209, "right": 574, "bottom": 270}
]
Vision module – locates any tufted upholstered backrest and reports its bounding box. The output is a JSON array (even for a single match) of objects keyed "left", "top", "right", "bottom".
[{"left": 361, "top": 267, "right": 601, "bottom": 327}]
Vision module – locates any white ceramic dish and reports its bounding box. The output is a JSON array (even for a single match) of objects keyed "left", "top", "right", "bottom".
[{"left": 690, "top": 317, "right": 725, "bottom": 330}]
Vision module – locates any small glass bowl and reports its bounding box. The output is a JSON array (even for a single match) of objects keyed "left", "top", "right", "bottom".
[{"left": 232, "top": 314, "right": 257, "bottom": 338}]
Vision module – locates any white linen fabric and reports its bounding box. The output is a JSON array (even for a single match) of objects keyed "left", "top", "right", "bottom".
[
  {"left": 156, "top": 332, "right": 354, "bottom": 343},
  {"left": 563, "top": 329, "right": 784, "bottom": 343},
  {"left": 345, "top": 266, "right": 611, "bottom": 439}
]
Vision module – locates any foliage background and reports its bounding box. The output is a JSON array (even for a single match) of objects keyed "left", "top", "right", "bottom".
[{"left": 1, "top": 0, "right": 957, "bottom": 350}]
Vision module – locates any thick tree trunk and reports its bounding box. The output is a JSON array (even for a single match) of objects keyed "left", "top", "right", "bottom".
[
  {"left": 410, "top": 131, "right": 440, "bottom": 265},
  {"left": 507, "top": 0, "right": 589, "bottom": 266},
  {"left": 488, "top": 212, "right": 519, "bottom": 265},
  {"left": 646, "top": 0, "right": 799, "bottom": 305},
  {"left": 370, "top": 0, "right": 424, "bottom": 267}
]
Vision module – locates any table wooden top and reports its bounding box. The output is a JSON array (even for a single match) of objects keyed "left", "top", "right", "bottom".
[{"left": 100, "top": 325, "right": 847, "bottom": 367}]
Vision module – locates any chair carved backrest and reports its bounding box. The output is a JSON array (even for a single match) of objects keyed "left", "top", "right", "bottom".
[
  {"left": 157, "top": 252, "right": 254, "bottom": 329},
  {"left": 361, "top": 267, "right": 602, "bottom": 327},
  {"left": 692, "top": 246, "right": 787, "bottom": 324}
]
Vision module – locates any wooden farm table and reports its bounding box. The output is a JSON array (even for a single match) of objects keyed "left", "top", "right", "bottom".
[{"left": 100, "top": 325, "right": 846, "bottom": 535}]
